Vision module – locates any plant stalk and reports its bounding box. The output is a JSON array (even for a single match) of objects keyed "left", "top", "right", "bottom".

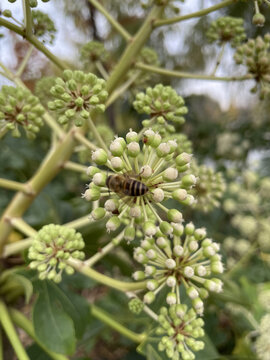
[{"left": 0, "top": 301, "right": 30, "bottom": 360}]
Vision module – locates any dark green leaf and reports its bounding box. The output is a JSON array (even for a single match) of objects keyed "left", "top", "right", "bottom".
[{"left": 33, "top": 282, "right": 76, "bottom": 355}]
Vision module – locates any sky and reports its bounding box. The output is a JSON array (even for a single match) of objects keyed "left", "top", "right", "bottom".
[{"left": 0, "top": 0, "right": 257, "bottom": 110}]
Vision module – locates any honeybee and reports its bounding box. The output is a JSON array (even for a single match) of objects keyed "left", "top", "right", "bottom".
[{"left": 106, "top": 174, "right": 149, "bottom": 197}]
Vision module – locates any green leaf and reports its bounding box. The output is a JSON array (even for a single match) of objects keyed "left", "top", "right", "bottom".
[
  {"left": 33, "top": 282, "right": 76, "bottom": 355},
  {"left": 27, "top": 343, "right": 52, "bottom": 360},
  {"left": 195, "top": 334, "right": 219, "bottom": 360},
  {"left": 49, "top": 281, "right": 90, "bottom": 339}
]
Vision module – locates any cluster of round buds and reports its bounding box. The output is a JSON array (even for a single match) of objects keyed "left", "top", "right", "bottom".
[
  {"left": 80, "top": 41, "right": 110, "bottom": 70},
  {"left": 156, "top": 305, "right": 205, "bottom": 360},
  {"left": 140, "top": 0, "right": 183, "bottom": 13},
  {"left": 189, "top": 162, "right": 226, "bottom": 212},
  {"left": 223, "top": 236, "right": 250, "bottom": 269},
  {"left": 128, "top": 47, "right": 160, "bottom": 92},
  {"left": 133, "top": 85, "right": 188, "bottom": 135},
  {"left": 206, "top": 17, "right": 246, "bottom": 48},
  {"left": 164, "top": 133, "right": 193, "bottom": 156},
  {"left": 48, "top": 70, "right": 108, "bottom": 126},
  {"left": 32, "top": 10, "right": 56, "bottom": 44},
  {"left": 78, "top": 124, "right": 114, "bottom": 164},
  {"left": 83, "top": 128, "right": 196, "bottom": 240},
  {"left": 28, "top": 224, "right": 85, "bottom": 283},
  {"left": 133, "top": 222, "right": 223, "bottom": 314},
  {"left": 34, "top": 76, "right": 56, "bottom": 106},
  {"left": 255, "top": 314, "right": 270, "bottom": 360},
  {"left": 252, "top": 0, "right": 270, "bottom": 27},
  {"left": 216, "top": 132, "right": 249, "bottom": 160},
  {"left": 0, "top": 85, "right": 44, "bottom": 139},
  {"left": 128, "top": 297, "right": 144, "bottom": 315},
  {"left": 8, "top": 0, "right": 50, "bottom": 6},
  {"left": 234, "top": 34, "right": 270, "bottom": 99}
]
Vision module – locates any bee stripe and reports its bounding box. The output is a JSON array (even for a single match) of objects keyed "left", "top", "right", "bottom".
[{"left": 130, "top": 180, "right": 136, "bottom": 196}]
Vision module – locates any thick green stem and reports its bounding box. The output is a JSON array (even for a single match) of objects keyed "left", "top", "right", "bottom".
[
  {"left": 106, "top": 72, "right": 140, "bottom": 107},
  {"left": 3, "top": 238, "right": 32, "bottom": 258},
  {"left": 135, "top": 63, "right": 252, "bottom": 81},
  {"left": 0, "top": 178, "right": 27, "bottom": 193},
  {"left": 88, "top": 0, "right": 131, "bottom": 41},
  {"left": 67, "top": 258, "right": 147, "bottom": 292},
  {"left": 154, "top": 0, "right": 235, "bottom": 27},
  {"left": 9, "top": 217, "right": 37, "bottom": 237},
  {"left": 106, "top": 5, "right": 164, "bottom": 93},
  {"left": 22, "top": 0, "right": 33, "bottom": 38},
  {"left": 0, "top": 128, "right": 79, "bottom": 254},
  {"left": 0, "top": 301, "right": 30, "bottom": 360},
  {"left": 63, "top": 161, "right": 88, "bottom": 173},
  {"left": 9, "top": 308, "right": 69, "bottom": 360},
  {"left": 0, "top": 18, "right": 67, "bottom": 70},
  {"left": 91, "top": 304, "right": 146, "bottom": 343},
  {"left": 74, "top": 131, "right": 98, "bottom": 151},
  {"left": 0, "top": 326, "right": 3, "bottom": 360},
  {"left": 64, "top": 215, "right": 93, "bottom": 229}
]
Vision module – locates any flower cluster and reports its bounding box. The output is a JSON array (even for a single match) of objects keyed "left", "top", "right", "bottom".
[
  {"left": 48, "top": 70, "right": 108, "bottom": 127},
  {"left": 156, "top": 305, "right": 205, "bottom": 360},
  {"left": 8, "top": 0, "right": 50, "bottom": 5},
  {"left": 83, "top": 128, "right": 196, "bottom": 239},
  {"left": 128, "top": 47, "right": 160, "bottom": 92},
  {"left": 32, "top": 10, "right": 56, "bottom": 44},
  {"left": 133, "top": 223, "right": 223, "bottom": 314},
  {"left": 223, "top": 171, "right": 270, "bottom": 266},
  {"left": 128, "top": 297, "right": 144, "bottom": 314},
  {"left": 80, "top": 41, "right": 110, "bottom": 71},
  {"left": 164, "top": 133, "right": 192, "bottom": 156},
  {"left": 78, "top": 124, "right": 114, "bottom": 164},
  {"left": 206, "top": 17, "right": 246, "bottom": 48},
  {"left": 216, "top": 132, "right": 249, "bottom": 160},
  {"left": 133, "top": 85, "right": 188, "bottom": 135},
  {"left": 189, "top": 162, "right": 226, "bottom": 212},
  {"left": 234, "top": 34, "right": 270, "bottom": 99},
  {"left": 255, "top": 314, "right": 270, "bottom": 360},
  {"left": 0, "top": 85, "right": 44, "bottom": 139},
  {"left": 28, "top": 224, "right": 85, "bottom": 283}
]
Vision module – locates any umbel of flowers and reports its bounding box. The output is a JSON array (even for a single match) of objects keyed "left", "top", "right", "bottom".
[
  {"left": 83, "top": 128, "right": 197, "bottom": 240},
  {"left": 133, "top": 84, "right": 188, "bottom": 135},
  {"left": 32, "top": 10, "right": 56, "bottom": 44},
  {"left": 156, "top": 305, "right": 205, "bottom": 360},
  {"left": 48, "top": 70, "right": 108, "bottom": 126},
  {"left": 234, "top": 34, "right": 270, "bottom": 99},
  {"left": 189, "top": 161, "right": 226, "bottom": 212},
  {"left": 0, "top": 85, "right": 44, "bottom": 139},
  {"left": 28, "top": 224, "right": 85, "bottom": 283},
  {"left": 133, "top": 222, "right": 223, "bottom": 315},
  {"left": 206, "top": 16, "right": 246, "bottom": 48}
]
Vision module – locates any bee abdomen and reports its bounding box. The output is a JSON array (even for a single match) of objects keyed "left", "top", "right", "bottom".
[{"left": 129, "top": 180, "right": 148, "bottom": 196}]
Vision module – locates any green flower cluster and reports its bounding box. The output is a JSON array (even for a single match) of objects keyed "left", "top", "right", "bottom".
[
  {"left": 32, "top": 10, "right": 56, "bottom": 44},
  {"left": 0, "top": 85, "right": 44, "bottom": 139},
  {"left": 28, "top": 224, "right": 85, "bottom": 283},
  {"left": 156, "top": 305, "right": 204, "bottom": 360},
  {"left": 80, "top": 41, "right": 110, "bottom": 71},
  {"left": 164, "top": 133, "right": 193, "bottom": 156},
  {"left": 78, "top": 124, "right": 114, "bottom": 164},
  {"left": 133, "top": 222, "right": 223, "bottom": 314},
  {"left": 234, "top": 34, "right": 270, "bottom": 99},
  {"left": 133, "top": 84, "right": 188, "bottom": 135},
  {"left": 48, "top": 70, "right": 108, "bottom": 127},
  {"left": 206, "top": 17, "right": 246, "bottom": 48},
  {"left": 128, "top": 297, "right": 144, "bottom": 314},
  {"left": 223, "top": 171, "right": 270, "bottom": 266},
  {"left": 216, "top": 132, "right": 249, "bottom": 160},
  {"left": 255, "top": 314, "right": 270, "bottom": 360},
  {"left": 83, "top": 128, "right": 196, "bottom": 240},
  {"left": 128, "top": 47, "right": 160, "bottom": 92},
  {"left": 189, "top": 162, "right": 226, "bottom": 212},
  {"left": 8, "top": 0, "right": 50, "bottom": 6}
]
